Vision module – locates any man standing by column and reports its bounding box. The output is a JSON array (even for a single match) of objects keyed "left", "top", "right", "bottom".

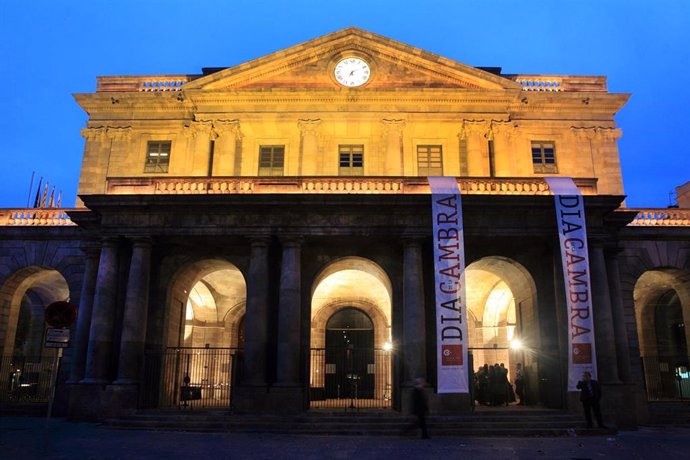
[{"left": 576, "top": 371, "right": 607, "bottom": 429}]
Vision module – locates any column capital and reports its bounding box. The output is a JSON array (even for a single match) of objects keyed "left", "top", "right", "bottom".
[
  {"left": 248, "top": 235, "right": 271, "bottom": 247},
  {"left": 279, "top": 235, "right": 304, "bottom": 247},
  {"left": 81, "top": 127, "right": 107, "bottom": 140},
  {"left": 401, "top": 236, "right": 425, "bottom": 247},
  {"left": 298, "top": 119, "right": 321, "bottom": 136},
  {"left": 129, "top": 236, "right": 152, "bottom": 248},
  {"left": 105, "top": 126, "right": 133, "bottom": 140},
  {"left": 381, "top": 118, "right": 406, "bottom": 136}
]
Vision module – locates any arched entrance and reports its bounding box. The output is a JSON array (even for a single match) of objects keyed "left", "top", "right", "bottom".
[
  {"left": 465, "top": 256, "right": 540, "bottom": 407},
  {"left": 309, "top": 257, "right": 393, "bottom": 409},
  {"left": 324, "top": 308, "right": 375, "bottom": 399},
  {"left": 0, "top": 267, "right": 69, "bottom": 403},
  {"left": 148, "top": 259, "right": 246, "bottom": 408},
  {"left": 635, "top": 269, "right": 690, "bottom": 400}
]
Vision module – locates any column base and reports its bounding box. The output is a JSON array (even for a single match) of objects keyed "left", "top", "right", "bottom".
[
  {"left": 67, "top": 383, "right": 139, "bottom": 421},
  {"left": 400, "top": 386, "right": 472, "bottom": 414},
  {"left": 232, "top": 385, "right": 305, "bottom": 414}
]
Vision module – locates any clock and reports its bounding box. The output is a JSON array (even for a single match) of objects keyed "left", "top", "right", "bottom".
[{"left": 334, "top": 57, "right": 371, "bottom": 87}]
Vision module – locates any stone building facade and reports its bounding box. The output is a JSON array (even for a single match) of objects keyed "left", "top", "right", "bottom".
[{"left": 1, "top": 28, "right": 689, "bottom": 427}]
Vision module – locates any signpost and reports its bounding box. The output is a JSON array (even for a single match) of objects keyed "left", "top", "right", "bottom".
[{"left": 44, "top": 301, "right": 77, "bottom": 418}]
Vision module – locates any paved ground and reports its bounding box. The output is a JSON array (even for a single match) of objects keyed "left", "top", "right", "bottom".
[{"left": 0, "top": 416, "right": 687, "bottom": 460}]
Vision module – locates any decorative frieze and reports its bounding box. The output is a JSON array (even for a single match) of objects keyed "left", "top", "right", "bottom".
[
  {"left": 570, "top": 126, "right": 622, "bottom": 141},
  {"left": 381, "top": 119, "right": 406, "bottom": 137},
  {"left": 80, "top": 127, "right": 107, "bottom": 140},
  {"left": 105, "top": 126, "right": 133, "bottom": 141},
  {"left": 298, "top": 119, "right": 322, "bottom": 137}
]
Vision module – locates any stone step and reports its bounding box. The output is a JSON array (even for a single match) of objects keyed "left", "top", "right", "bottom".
[{"left": 103, "top": 410, "right": 607, "bottom": 436}]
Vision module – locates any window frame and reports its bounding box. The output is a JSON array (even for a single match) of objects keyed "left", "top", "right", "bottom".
[
  {"left": 258, "top": 145, "right": 285, "bottom": 176},
  {"left": 144, "top": 140, "right": 172, "bottom": 173},
  {"left": 338, "top": 144, "right": 364, "bottom": 176},
  {"left": 417, "top": 144, "right": 444, "bottom": 176},
  {"left": 531, "top": 141, "right": 558, "bottom": 174}
]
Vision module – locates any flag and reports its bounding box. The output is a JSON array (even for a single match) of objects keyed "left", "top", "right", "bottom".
[
  {"left": 48, "top": 187, "right": 56, "bottom": 208},
  {"left": 33, "top": 178, "right": 43, "bottom": 208},
  {"left": 56, "top": 190, "right": 62, "bottom": 208},
  {"left": 40, "top": 181, "right": 49, "bottom": 208}
]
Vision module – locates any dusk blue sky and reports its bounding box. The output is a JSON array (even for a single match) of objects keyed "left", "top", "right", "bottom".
[{"left": 1, "top": 0, "right": 688, "bottom": 208}]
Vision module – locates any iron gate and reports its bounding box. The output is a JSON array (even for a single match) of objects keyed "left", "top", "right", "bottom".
[
  {"left": 143, "top": 347, "right": 239, "bottom": 409},
  {"left": 0, "top": 355, "right": 53, "bottom": 403},
  {"left": 309, "top": 347, "right": 392, "bottom": 409}
]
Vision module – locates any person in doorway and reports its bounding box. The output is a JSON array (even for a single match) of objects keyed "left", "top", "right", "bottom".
[
  {"left": 515, "top": 363, "right": 525, "bottom": 405},
  {"left": 412, "top": 377, "right": 430, "bottom": 439},
  {"left": 576, "top": 371, "right": 607, "bottom": 429}
]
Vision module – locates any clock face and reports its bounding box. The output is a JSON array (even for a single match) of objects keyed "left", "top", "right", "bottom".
[{"left": 334, "top": 57, "right": 371, "bottom": 87}]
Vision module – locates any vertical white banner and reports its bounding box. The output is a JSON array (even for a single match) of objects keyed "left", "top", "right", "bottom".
[
  {"left": 545, "top": 177, "right": 598, "bottom": 391},
  {"left": 429, "top": 176, "right": 468, "bottom": 393}
]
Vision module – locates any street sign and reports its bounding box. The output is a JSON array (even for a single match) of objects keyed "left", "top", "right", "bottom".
[
  {"left": 44, "top": 301, "right": 77, "bottom": 328},
  {"left": 45, "top": 327, "right": 70, "bottom": 348}
]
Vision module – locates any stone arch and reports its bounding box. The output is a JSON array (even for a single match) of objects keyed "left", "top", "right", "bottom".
[
  {"left": 308, "top": 257, "right": 393, "bottom": 407},
  {"left": 0, "top": 266, "right": 70, "bottom": 358},
  {"left": 311, "top": 299, "right": 389, "bottom": 350},
  {"left": 634, "top": 268, "right": 690, "bottom": 358},
  {"left": 164, "top": 258, "right": 246, "bottom": 348},
  {"left": 465, "top": 256, "right": 540, "bottom": 401},
  {"left": 310, "top": 256, "right": 393, "bottom": 347}
]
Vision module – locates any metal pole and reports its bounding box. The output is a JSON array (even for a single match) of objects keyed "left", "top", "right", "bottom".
[{"left": 46, "top": 348, "right": 63, "bottom": 418}]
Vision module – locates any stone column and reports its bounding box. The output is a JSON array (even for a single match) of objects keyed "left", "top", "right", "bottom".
[
  {"left": 211, "top": 120, "right": 241, "bottom": 176},
  {"left": 590, "top": 245, "right": 619, "bottom": 383},
  {"left": 185, "top": 121, "right": 213, "bottom": 176},
  {"left": 298, "top": 119, "right": 321, "bottom": 176},
  {"left": 114, "top": 238, "right": 152, "bottom": 384},
  {"left": 242, "top": 236, "right": 271, "bottom": 386},
  {"left": 605, "top": 250, "right": 632, "bottom": 382},
  {"left": 81, "top": 238, "right": 120, "bottom": 384},
  {"left": 67, "top": 245, "right": 100, "bottom": 383},
  {"left": 381, "top": 119, "right": 405, "bottom": 175},
  {"left": 403, "top": 238, "right": 426, "bottom": 384},
  {"left": 276, "top": 237, "right": 302, "bottom": 386}
]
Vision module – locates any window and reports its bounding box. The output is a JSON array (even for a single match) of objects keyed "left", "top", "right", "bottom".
[
  {"left": 258, "top": 145, "right": 285, "bottom": 176},
  {"left": 338, "top": 144, "right": 364, "bottom": 175},
  {"left": 531, "top": 141, "right": 558, "bottom": 173},
  {"left": 417, "top": 145, "right": 443, "bottom": 176},
  {"left": 144, "top": 141, "right": 171, "bottom": 173}
]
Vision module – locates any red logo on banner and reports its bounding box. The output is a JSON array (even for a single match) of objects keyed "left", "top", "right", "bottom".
[
  {"left": 442, "top": 345, "right": 463, "bottom": 366},
  {"left": 572, "top": 343, "right": 592, "bottom": 364}
]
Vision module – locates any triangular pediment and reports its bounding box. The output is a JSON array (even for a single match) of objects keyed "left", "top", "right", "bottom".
[{"left": 184, "top": 28, "right": 521, "bottom": 91}]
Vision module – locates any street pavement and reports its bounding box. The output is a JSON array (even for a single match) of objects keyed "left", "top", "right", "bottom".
[{"left": 0, "top": 416, "right": 687, "bottom": 460}]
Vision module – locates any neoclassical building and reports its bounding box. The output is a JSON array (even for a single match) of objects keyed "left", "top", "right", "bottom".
[{"left": 1, "top": 28, "right": 689, "bottom": 427}]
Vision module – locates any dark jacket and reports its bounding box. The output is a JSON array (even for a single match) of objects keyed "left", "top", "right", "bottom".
[{"left": 576, "top": 379, "right": 602, "bottom": 402}]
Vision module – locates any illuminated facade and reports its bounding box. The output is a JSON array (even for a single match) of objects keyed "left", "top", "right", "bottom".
[{"left": 1, "top": 28, "right": 689, "bottom": 427}]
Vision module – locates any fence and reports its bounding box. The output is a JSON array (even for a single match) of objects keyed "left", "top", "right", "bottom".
[
  {"left": 143, "top": 347, "right": 240, "bottom": 409},
  {"left": 309, "top": 348, "right": 392, "bottom": 410},
  {"left": 0, "top": 355, "right": 54, "bottom": 403},
  {"left": 641, "top": 356, "right": 690, "bottom": 401}
]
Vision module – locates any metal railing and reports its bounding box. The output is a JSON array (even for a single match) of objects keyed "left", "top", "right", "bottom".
[
  {"left": 309, "top": 348, "right": 392, "bottom": 410},
  {"left": 0, "top": 355, "right": 54, "bottom": 403},
  {"left": 641, "top": 356, "right": 690, "bottom": 401},
  {"left": 142, "top": 347, "right": 240, "bottom": 409}
]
